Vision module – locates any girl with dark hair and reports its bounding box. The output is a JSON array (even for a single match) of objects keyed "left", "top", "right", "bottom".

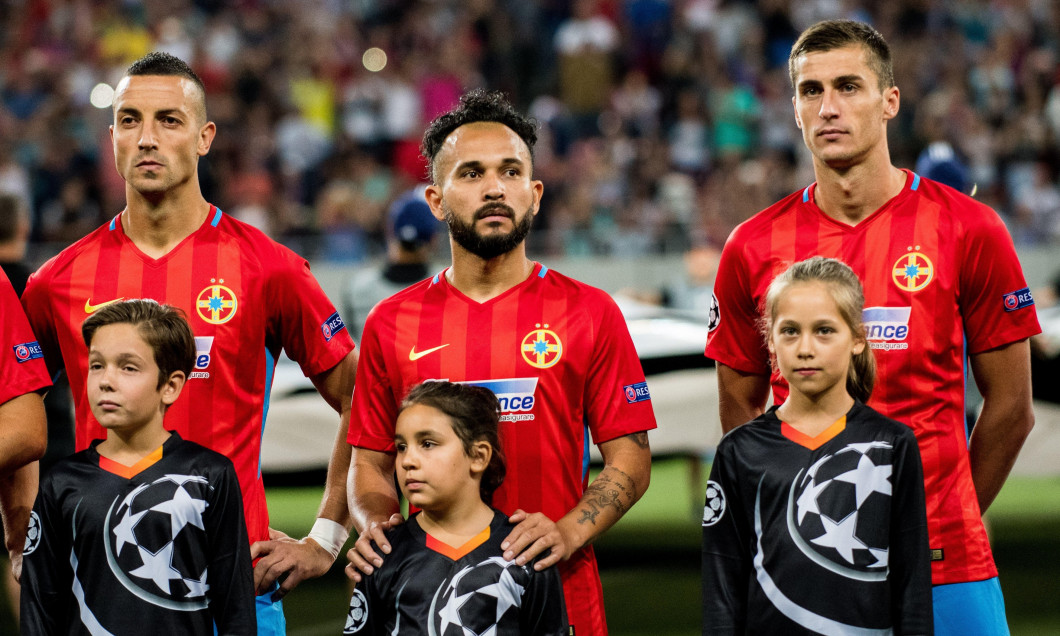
[{"left": 342, "top": 381, "right": 569, "bottom": 635}]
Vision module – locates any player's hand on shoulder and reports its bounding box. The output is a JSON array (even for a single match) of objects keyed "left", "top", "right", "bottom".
[
  {"left": 503, "top": 509, "right": 573, "bottom": 571},
  {"left": 345, "top": 513, "right": 403, "bottom": 582},
  {"left": 251, "top": 527, "right": 335, "bottom": 600}
]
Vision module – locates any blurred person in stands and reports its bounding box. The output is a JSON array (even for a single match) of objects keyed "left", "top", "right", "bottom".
[
  {"left": 19, "top": 52, "right": 358, "bottom": 634},
  {"left": 342, "top": 187, "right": 441, "bottom": 340},
  {"left": 705, "top": 20, "right": 1039, "bottom": 635},
  {"left": 346, "top": 89, "right": 656, "bottom": 635}
]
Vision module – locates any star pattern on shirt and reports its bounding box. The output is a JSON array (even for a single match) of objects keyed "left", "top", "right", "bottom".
[
  {"left": 811, "top": 511, "right": 867, "bottom": 564},
  {"left": 151, "top": 485, "right": 208, "bottom": 537},
  {"left": 473, "top": 559, "right": 525, "bottom": 621},
  {"left": 112, "top": 507, "right": 148, "bottom": 556},
  {"left": 130, "top": 541, "right": 183, "bottom": 594},
  {"left": 796, "top": 477, "right": 833, "bottom": 524},
  {"left": 183, "top": 568, "right": 210, "bottom": 598},
  {"left": 833, "top": 452, "right": 892, "bottom": 507}
]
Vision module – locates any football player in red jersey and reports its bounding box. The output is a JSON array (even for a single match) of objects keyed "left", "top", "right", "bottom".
[
  {"left": 345, "top": 90, "right": 656, "bottom": 635},
  {"left": 21, "top": 52, "right": 358, "bottom": 632},
  {"left": 0, "top": 269, "right": 48, "bottom": 579},
  {"left": 705, "top": 19, "right": 1040, "bottom": 634}
]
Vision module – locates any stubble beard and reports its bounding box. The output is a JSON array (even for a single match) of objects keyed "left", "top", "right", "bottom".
[{"left": 443, "top": 201, "right": 535, "bottom": 260}]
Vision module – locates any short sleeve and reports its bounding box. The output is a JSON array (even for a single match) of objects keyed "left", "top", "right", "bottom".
[
  {"left": 957, "top": 205, "right": 1041, "bottom": 354},
  {"left": 705, "top": 229, "right": 771, "bottom": 375},
  {"left": 263, "top": 246, "right": 355, "bottom": 378},
  {"left": 347, "top": 311, "right": 399, "bottom": 450},
  {"left": 0, "top": 270, "right": 51, "bottom": 404},
  {"left": 582, "top": 290, "right": 657, "bottom": 445},
  {"left": 519, "top": 561, "right": 570, "bottom": 635}
]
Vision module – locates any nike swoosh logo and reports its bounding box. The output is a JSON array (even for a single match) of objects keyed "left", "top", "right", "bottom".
[
  {"left": 409, "top": 344, "right": 450, "bottom": 361},
  {"left": 84, "top": 297, "right": 126, "bottom": 313}
]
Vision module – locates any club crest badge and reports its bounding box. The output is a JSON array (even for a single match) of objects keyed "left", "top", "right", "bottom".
[
  {"left": 196, "top": 279, "right": 238, "bottom": 325},
  {"left": 521, "top": 325, "right": 562, "bottom": 369},
  {"left": 892, "top": 248, "right": 934, "bottom": 293}
]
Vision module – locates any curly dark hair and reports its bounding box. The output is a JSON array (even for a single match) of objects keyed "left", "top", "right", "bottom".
[
  {"left": 399, "top": 380, "right": 507, "bottom": 506},
  {"left": 420, "top": 89, "right": 538, "bottom": 183}
]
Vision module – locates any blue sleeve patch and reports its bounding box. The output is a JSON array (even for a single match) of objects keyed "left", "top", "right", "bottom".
[
  {"left": 321, "top": 312, "right": 347, "bottom": 342},
  {"left": 13, "top": 341, "right": 44, "bottom": 363},
  {"left": 1001, "top": 288, "right": 1034, "bottom": 312},
  {"left": 623, "top": 381, "right": 651, "bottom": 404}
]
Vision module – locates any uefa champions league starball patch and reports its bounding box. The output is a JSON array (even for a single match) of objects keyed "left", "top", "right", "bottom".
[
  {"left": 103, "top": 474, "right": 213, "bottom": 609},
  {"left": 23, "top": 511, "right": 42, "bottom": 555},
  {"left": 344, "top": 589, "right": 369, "bottom": 634},
  {"left": 703, "top": 480, "right": 726, "bottom": 526}
]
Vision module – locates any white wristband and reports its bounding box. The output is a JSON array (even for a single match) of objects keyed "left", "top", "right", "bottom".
[{"left": 307, "top": 518, "right": 349, "bottom": 559}]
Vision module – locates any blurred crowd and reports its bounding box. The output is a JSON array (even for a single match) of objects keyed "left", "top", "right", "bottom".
[{"left": 2, "top": 0, "right": 1060, "bottom": 267}]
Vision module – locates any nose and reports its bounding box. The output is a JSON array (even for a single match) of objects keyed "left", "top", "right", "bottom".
[
  {"left": 796, "top": 333, "right": 815, "bottom": 358},
  {"left": 818, "top": 88, "right": 839, "bottom": 120},
  {"left": 482, "top": 171, "right": 504, "bottom": 201},
  {"left": 97, "top": 366, "right": 116, "bottom": 391},
  {"left": 399, "top": 449, "right": 418, "bottom": 470},
  {"left": 138, "top": 120, "right": 158, "bottom": 150}
]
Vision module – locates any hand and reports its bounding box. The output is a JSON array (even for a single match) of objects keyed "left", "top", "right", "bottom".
[
  {"left": 251, "top": 527, "right": 335, "bottom": 600},
  {"left": 502, "top": 510, "right": 574, "bottom": 571},
  {"left": 344, "top": 513, "right": 403, "bottom": 583}
]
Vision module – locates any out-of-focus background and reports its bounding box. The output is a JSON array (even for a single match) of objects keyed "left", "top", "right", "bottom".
[{"left": 1, "top": 0, "right": 1059, "bottom": 634}]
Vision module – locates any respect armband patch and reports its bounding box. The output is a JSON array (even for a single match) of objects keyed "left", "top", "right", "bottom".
[
  {"left": 13, "top": 341, "right": 43, "bottom": 363},
  {"left": 1001, "top": 288, "right": 1034, "bottom": 312},
  {"left": 623, "top": 381, "right": 651, "bottom": 404}
]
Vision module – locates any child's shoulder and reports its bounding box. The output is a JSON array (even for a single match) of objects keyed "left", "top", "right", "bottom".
[
  {"left": 166, "top": 434, "right": 237, "bottom": 470},
  {"left": 849, "top": 402, "right": 918, "bottom": 442}
]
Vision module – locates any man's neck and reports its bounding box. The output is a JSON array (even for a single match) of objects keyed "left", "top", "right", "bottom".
[
  {"left": 123, "top": 189, "right": 211, "bottom": 259},
  {"left": 812, "top": 159, "right": 907, "bottom": 226},
  {"left": 446, "top": 244, "right": 535, "bottom": 303}
]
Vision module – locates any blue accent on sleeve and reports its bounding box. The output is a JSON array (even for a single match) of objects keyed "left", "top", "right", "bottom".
[
  {"left": 911, "top": 173, "right": 921, "bottom": 191},
  {"left": 581, "top": 419, "right": 591, "bottom": 483},
  {"left": 538, "top": 264, "right": 548, "bottom": 278},
  {"left": 211, "top": 207, "right": 223, "bottom": 226},
  {"left": 259, "top": 349, "right": 276, "bottom": 479}
]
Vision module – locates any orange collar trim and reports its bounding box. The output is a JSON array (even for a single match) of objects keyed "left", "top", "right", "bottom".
[
  {"left": 781, "top": 415, "right": 847, "bottom": 450},
  {"left": 98, "top": 444, "right": 165, "bottom": 479},
  {"left": 425, "top": 525, "right": 491, "bottom": 560}
]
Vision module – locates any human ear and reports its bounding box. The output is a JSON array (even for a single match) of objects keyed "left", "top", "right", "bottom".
[
  {"left": 160, "top": 371, "right": 187, "bottom": 407},
  {"left": 468, "top": 441, "right": 492, "bottom": 474}
]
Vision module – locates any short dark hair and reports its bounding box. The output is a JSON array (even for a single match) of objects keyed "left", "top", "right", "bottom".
[
  {"left": 420, "top": 89, "right": 537, "bottom": 183},
  {"left": 82, "top": 299, "right": 196, "bottom": 389},
  {"left": 789, "top": 20, "right": 894, "bottom": 92},
  {"left": 123, "top": 51, "right": 208, "bottom": 121},
  {"left": 399, "top": 381, "right": 507, "bottom": 505},
  {"left": 0, "top": 193, "right": 25, "bottom": 243}
]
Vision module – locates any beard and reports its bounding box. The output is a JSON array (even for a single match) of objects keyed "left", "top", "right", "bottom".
[{"left": 443, "top": 201, "right": 534, "bottom": 260}]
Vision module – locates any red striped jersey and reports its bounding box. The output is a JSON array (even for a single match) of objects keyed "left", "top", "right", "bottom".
[
  {"left": 21, "top": 208, "right": 355, "bottom": 545},
  {"left": 705, "top": 171, "right": 1041, "bottom": 586},
  {"left": 348, "top": 262, "right": 657, "bottom": 635},
  {"left": 1, "top": 268, "right": 50, "bottom": 404}
]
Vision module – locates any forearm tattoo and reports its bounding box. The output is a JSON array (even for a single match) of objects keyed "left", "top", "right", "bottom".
[{"left": 577, "top": 467, "right": 636, "bottom": 526}]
